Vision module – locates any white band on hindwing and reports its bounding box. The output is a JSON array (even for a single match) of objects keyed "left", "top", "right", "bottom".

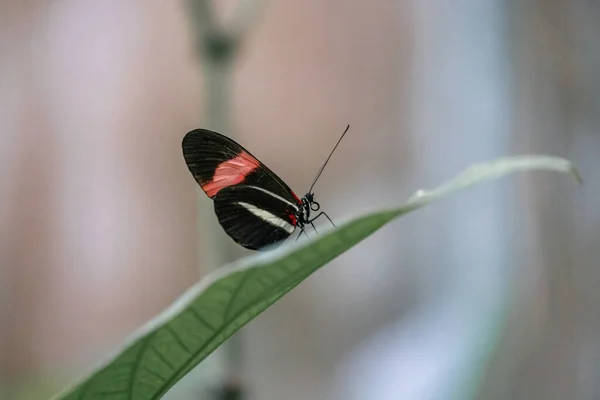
[
  {"left": 237, "top": 202, "right": 296, "bottom": 234},
  {"left": 245, "top": 185, "right": 300, "bottom": 211}
]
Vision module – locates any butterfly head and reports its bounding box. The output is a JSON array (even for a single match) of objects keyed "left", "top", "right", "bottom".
[
  {"left": 299, "top": 192, "right": 320, "bottom": 224},
  {"left": 305, "top": 193, "right": 320, "bottom": 211}
]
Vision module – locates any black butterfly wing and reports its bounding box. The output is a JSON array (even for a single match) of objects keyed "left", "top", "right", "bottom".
[
  {"left": 213, "top": 185, "right": 301, "bottom": 250},
  {"left": 182, "top": 129, "right": 302, "bottom": 205}
]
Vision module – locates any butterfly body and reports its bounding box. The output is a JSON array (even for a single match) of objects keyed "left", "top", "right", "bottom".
[{"left": 182, "top": 129, "right": 328, "bottom": 250}]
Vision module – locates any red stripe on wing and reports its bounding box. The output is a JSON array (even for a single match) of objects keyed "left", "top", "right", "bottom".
[
  {"left": 202, "top": 151, "right": 261, "bottom": 197},
  {"left": 291, "top": 192, "right": 301, "bottom": 204}
]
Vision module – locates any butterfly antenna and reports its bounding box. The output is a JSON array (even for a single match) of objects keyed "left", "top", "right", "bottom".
[{"left": 308, "top": 124, "right": 350, "bottom": 193}]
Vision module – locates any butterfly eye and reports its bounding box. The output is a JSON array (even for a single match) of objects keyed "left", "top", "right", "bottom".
[{"left": 310, "top": 201, "right": 320, "bottom": 212}]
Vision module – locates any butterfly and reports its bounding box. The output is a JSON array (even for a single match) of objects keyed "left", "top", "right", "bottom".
[{"left": 181, "top": 125, "right": 349, "bottom": 250}]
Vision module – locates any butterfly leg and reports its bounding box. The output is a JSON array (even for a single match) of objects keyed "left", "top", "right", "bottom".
[
  {"left": 295, "top": 227, "right": 311, "bottom": 241},
  {"left": 309, "top": 212, "right": 336, "bottom": 228},
  {"left": 310, "top": 221, "right": 319, "bottom": 234}
]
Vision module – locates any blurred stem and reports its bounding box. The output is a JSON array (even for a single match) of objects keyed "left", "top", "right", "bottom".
[
  {"left": 185, "top": 0, "right": 268, "bottom": 396},
  {"left": 202, "top": 33, "right": 236, "bottom": 272},
  {"left": 205, "top": 59, "right": 233, "bottom": 133},
  {"left": 203, "top": 37, "right": 245, "bottom": 383}
]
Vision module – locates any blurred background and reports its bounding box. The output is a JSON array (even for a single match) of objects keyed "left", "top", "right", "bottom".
[{"left": 0, "top": 0, "right": 598, "bottom": 399}]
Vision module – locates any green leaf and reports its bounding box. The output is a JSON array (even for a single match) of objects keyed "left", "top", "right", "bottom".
[{"left": 53, "top": 155, "right": 581, "bottom": 400}]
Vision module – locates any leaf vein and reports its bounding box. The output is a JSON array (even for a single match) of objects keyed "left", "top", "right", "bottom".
[
  {"left": 127, "top": 333, "right": 155, "bottom": 400},
  {"left": 188, "top": 307, "right": 218, "bottom": 332},
  {"left": 150, "top": 345, "right": 177, "bottom": 372},
  {"left": 223, "top": 269, "right": 258, "bottom": 321},
  {"left": 166, "top": 325, "right": 192, "bottom": 354}
]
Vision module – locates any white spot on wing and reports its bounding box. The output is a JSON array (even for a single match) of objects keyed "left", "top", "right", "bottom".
[{"left": 237, "top": 202, "right": 296, "bottom": 234}]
